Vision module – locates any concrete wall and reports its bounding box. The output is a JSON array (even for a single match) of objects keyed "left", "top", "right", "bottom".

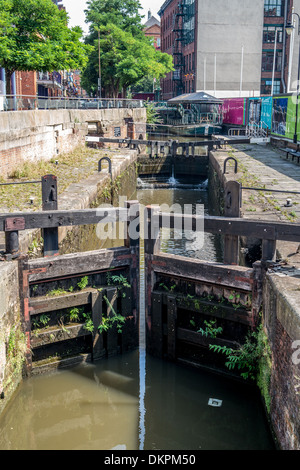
[
  {"left": 263, "top": 273, "right": 300, "bottom": 450},
  {"left": 0, "top": 108, "right": 146, "bottom": 178},
  {"left": 196, "top": 0, "right": 264, "bottom": 96}
]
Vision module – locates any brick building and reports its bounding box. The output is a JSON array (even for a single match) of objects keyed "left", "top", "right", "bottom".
[
  {"left": 159, "top": 0, "right": 300, "bottom": 100},
  {"left": 0, "top": 0, "right": 87, "bottom": 102},
  {"left": 144, "top": 10, "right": 161, "bottom": 50}
]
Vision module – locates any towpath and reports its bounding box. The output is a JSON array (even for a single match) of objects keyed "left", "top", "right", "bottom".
[{"left": 214, "top": 142, "right": 300, "bottom": 266}]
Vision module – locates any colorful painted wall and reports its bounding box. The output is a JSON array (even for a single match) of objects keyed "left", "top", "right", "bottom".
[
  {"left": 271, "top": 95, "right": 300, "bottom": 142},
  {"left": 222, "top": 98, "right": 246, "bottom": 126},
  {"left": 222, "top": 93, "right": 300, "bottom": 142}
]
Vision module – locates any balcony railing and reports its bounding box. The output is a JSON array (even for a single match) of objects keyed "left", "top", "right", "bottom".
[{"left": 37, "top": 72, "right": 62, "bottom": 88}]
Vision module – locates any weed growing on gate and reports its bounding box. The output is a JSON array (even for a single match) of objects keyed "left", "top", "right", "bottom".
[
  {"left": 209, "top": 323, "right": 272, "bottom": 412},
  {"left": 98, "top": 272, "right": 130, "bottom": 333}
]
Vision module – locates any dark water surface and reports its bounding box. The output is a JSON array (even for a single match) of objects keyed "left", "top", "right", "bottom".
[
  {"left": 0, "top": 179, "right": 275, "bottom": 450},
  {"left": 0, "top": 350, "right": 274, "bottom": 450}
]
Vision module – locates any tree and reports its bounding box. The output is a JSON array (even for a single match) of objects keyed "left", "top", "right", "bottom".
[
  {"left": 0, "top": 0, "right": 90, "bottom": 95},
  {"left": 82, "top": 1, "right": 174, "bottom": 98},
  {"left": 84, "top": 0, "right": 144, "bottom": 38}
]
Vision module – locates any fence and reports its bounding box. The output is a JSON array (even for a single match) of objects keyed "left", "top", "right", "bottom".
[{"left": 0, "top": 95, "right": 144, "bottom": 112}]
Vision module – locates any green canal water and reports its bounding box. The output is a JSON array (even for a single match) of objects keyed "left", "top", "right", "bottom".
[{"left": 0, "top": 176, "right": 275, "bottom": 450}]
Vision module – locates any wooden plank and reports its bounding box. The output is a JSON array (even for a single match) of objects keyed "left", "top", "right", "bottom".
[
  {"left": 1, "top": 207, "right": 298, "bottom": 243},
  {"left": 105, "top": 287, "right": 119, "bottom": 356},
  {"left": 149, "top": 292, "right": 164, "bottom": 358},
  {"left": 26, "top": 247, "right": 132, "bottom": 282},
  {"left": 91, "top": 290, "right": 106, "bottom": 360},
  {"left": 175, "top": 296, "right": 252, "bottom": 325},
  {"left": 167, "top": 295, "right": 177, "bottom": 360},
  {"left": 31, "top": 323, "right": 89, "bottom": 349},
  {"left": 177, "top": 327, "right": 240, "bottom": 349},
  {"left": 151, "top": 253, "right": 254, "bottom": 291},
  {"left": 86, "top": 136, "right": 251, "bottom": 147},
  {"left": 0, "top": 207, "right": 128, "bottom": 232},
  {"left": 157, "top": 213, "right": 299, "bottom": 242},
  {"left": 29, "top": 290, "right": 93, "bottom": 315}
]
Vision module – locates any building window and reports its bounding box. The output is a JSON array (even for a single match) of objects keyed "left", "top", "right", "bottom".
[
  {"left": 261, "top": 79, "right": 281, "bottom": 95},
  {"left": 263, "top": 26, "right": 283, "bottom": 43},
  {"left": 262, "top": 50, "right": 282, "bottom": 72},
  {"left": 157, "top": 37, "right": 161, "bottom": 47},
  {"left": 264, "top": 0, "right": 284, "bottom": 17}
]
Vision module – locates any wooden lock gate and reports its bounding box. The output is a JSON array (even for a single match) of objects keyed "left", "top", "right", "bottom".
[{"left": 1, "top": 185, "right": 300, "bottom": 375}]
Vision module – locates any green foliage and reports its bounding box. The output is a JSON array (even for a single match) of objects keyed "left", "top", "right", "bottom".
[
  {"left": 47, "top": 288, "right": 68, "bottom": 297},
  {"left": 198, "top": 320, "right": 223, "bottom": 339},
  {"left": 68, "top": 307, "right": 81, "bottom": 323},
  {"left": 77, "top": 276, "right": 89, "bottom": 290},
  {"left": 3, "top": 322, "right": 27, "bottom": 391},
  {"left": 209, "top": 333, "right": 258, "bottom": 381},
  {"left": 107, "top": 273, "right": 130, "bottom": 288},
  {"left": 83, "top": 312, "right": 94, "bottom": 333},
  {"left": 39, "top": 314, "right": 50, "bottom": 327},
  {"left": 209, "top": 324, "right": 272, "bottom": 411},
  {"left": 0, "top": 0, "right": 90, "bottom": 94},
  {"left": 85, "top": 0, "right": 144, "bottom": 38},
  {"left": 145, "top": 100, "right": 163, "bottom": 125},
  {"left": 82, "top": 1, "right": 173, "bottom": 97},
  {"left": 99, "top": 295, "right": 126, "bottom": 334}
]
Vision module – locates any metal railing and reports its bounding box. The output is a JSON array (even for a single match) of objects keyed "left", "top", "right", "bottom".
[
  {"left": 246, "top": 121, "right": 269, "bottom": 138},
  {"left": 0, "top": 95, "right": 144, "bottom": 112}
]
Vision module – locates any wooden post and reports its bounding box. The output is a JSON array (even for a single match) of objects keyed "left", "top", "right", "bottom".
[
  {"left": 251, "top": 261, "right": 263, "bottom": 329},
  {"left": 124, "top": 200, "right": 139, "bottom": 329},
  {"left": 171, "top": 140, "right": 177, "bottom": 158},
  {"left": 18, "top": 258, "right": 33, "bottom": 375},
  {"left": 262, "top": 239, "right": 277, "bottom": 262},
  {"left": 42, "top": 175, "right": 59, "bottom": 257},
  {"left": 144, "top": 205, "right": 160, "bottom": 256},
  {"left": 191, "top": 143, "right": 195, "bottom": 158},
  {"left": 4, "top": 217, "right": 25, "bottom": 258},
  {"left": 185, "top": 143, "right": 189, "bottom": 158},
  {"left": 167, "top": 295, "right": 177, "bottom": 360},
  {"left": 150, "top": 292, "right": 164, "bottom": 358},
  {"left": 224, "top": 181, "right": 241, "bottom": 265},
  {"left": 144, "top": 205, "right": 161, "bottom": 349},
  {"left": 124, "top": 200, "right": 140, "bottom": 249},
  {"left": 91, "top": 290, "right": 106, "bottom": 360},
  {"left": 105, "top": 287, "right": 119, "bottom": 356}
]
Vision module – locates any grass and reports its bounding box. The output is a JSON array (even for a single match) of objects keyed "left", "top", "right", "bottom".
[
  {"left": 230, "top": 149, "right": 299, "bottom": 222},
  {"left": 0, "top": 145, "right": 110, "bottom": 212}
]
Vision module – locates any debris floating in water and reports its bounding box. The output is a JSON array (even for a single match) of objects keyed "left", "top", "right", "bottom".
[{"left": 208, "top": 398, "right": 223, "bottom": 407}]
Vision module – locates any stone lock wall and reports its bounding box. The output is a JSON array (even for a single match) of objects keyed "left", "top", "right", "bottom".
[
  {"left": 263, "top": 273, "right": 300, "bottom": 449},
  {"left": 0, "top": 108, "right": 146, "bottom": 178}
]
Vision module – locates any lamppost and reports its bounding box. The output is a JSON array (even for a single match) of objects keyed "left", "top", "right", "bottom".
[
  {"left": 95, "top": 26, "right": 102, "bottom": 99},
  {"left": 286, "top": 12, "right": 300, "bottom": 144}
]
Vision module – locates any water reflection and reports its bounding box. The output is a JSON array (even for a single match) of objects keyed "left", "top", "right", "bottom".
[
  {"left": 0, "top": 351, "right": 274, "bottom": 450},
  {"left": 136, "top": 185, "right": 223, "bottom": 263}
]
